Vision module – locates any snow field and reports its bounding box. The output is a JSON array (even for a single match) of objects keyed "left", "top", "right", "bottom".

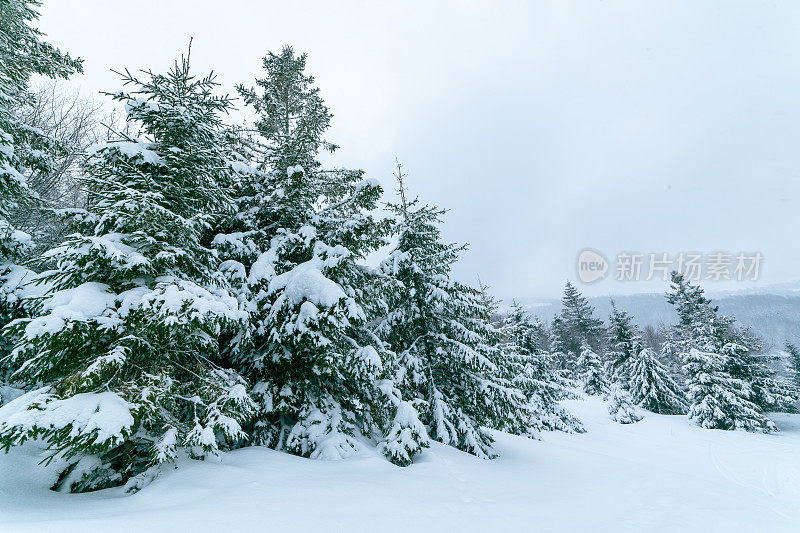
[{"left": 1, "top": 395, "right": 798, "bottom": 532}]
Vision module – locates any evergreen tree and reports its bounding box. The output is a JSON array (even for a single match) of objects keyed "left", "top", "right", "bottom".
[
  {"left": 626, "top": 347, "right": 686, "bottom": 414},
  {"left": 376, "top": 381, "right": 429, "bottom": 467},
  {"left": 476, "top": 288, "right": 541, "bottom": 439},
  {"left": 376, "top": 185, "right": 529, "bottom": 459},
  {"left": 724, "top": 327, "right": 797, "bottom": 414},
  {"left": 224, "top": 47, "right": 393, "bottom": 461},
  {"left": 548, "top": 314, "right": 570, "bottom": 371},
  {"left": 666, "top": 272, "right": 715, "bottom": 332},
  {"left": 0, "top": 0, "right": 82, "bottom": 374},
  {"left": 785, "top": 342, "right": 800, "bottom": 387},
  {"left": 658, "top": 327, "right": 685, "bottom": 382},
  {"left": 500, "top": 302, "right": 583, "bottom": 433},
  {"left": 243, "top": 217, "right": 390, "bottom": 460},
  {"left": 528, "top": 314, "right": 554, "bottom": 356},
  {"left": 683, "top": 346, "right": 772, "bottom": 431},
  {"left": 606, "top": 384, "right": 642, "bottom": 424},
  {"left": 234, "top": 45, "right": 336, "bottom": 230},
  {"left": 0, "top": 54, "right": 256, "bottom": 492},
  {"left": 605, "top": 301, "right": 638, "bottom": 383},
  {"left": 551, "top": 282, "right": 604, "bottom": 374},
  {"left": 577, "top": 344, "right": 607, "bottom": 396},
  {"left": 667, "top": 272, "right": 796, "bottom": 432}
]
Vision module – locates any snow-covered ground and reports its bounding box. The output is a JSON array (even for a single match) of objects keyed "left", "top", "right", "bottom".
[{"left": 2, "top": 396, "right": 798, "bottom": 532}]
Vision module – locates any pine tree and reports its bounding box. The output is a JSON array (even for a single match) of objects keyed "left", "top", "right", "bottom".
[
  {"left": 528, "top": 314, "right": 554, "bottom": 356},
  {"left": 785, "top": 342, "right": 800, "bottom": 387},
  {"left": 551, "top": 282, "right": 604, "bottom": 375},
  {"left": 376, "top": 180, "right": 528, "bottom": 459},
  {"left": 224, "top": 47, "right": 393, "bottom": 461},
  {"left": 605, "top": 301, "right": 638, "bottom": 383},
  {"left": 376, "top": 380, "right": 429, "bottom": 467},
  {"left": 475, "top": 289, "right": 540, "bottom": 439},
  {"left": 500, "top": 302, "right": 583, "bottom": 433},
  {"left": 234, "top": 45, "right": 336, "bottom": 230},
  {"left": 243, "top": 218, "right": 390, "bottom": 460},
  {"left": 548, "top": 314, "right": 570, "bottom": 371},
  {"left": 666, "top": 271, "right": 715, "bottom": 331},
  {"left": 577, "top": 344, "right": 607, "bottom": 396},
  {"left": 0, "top": 54, "right": 256, "bottom": 492},
  {"left": 606, "top": 383, "right": 642, "bottom": 424},
  {"left": 0, "top": 0, "right": 82, "bottom": 375},
  {"left": 658, "top": 327, "right": 685, "bottom": 381},
  {"left": 627, "top": 346, "right": 686, "bottom": 414},
  {"left": 667, "top": 272, "right": 796, "bottom": 432},
  {"left": 683, "top": 346, "right": 771, "bottom": 431},
  {"left": 725, "top": 327, "right": 797, "bottom": 414}
]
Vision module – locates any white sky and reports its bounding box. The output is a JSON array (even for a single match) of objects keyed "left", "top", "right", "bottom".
[{"left": 36, "top": 0, "right": 800, "bottom": 299}]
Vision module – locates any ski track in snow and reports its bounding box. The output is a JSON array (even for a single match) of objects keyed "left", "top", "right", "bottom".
[{"left": 1, "top": 396, "right": 799, "bottom": 532}]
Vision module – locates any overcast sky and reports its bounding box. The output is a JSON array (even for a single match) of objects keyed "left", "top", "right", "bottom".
[{"left": 36, "top": 1, "right": 800, "bottom": 299}]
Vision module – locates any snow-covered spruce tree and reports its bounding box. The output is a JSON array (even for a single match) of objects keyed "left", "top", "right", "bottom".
[
  {"left": 548, "top": 314, "right": 569, "bottom": 371},
  {"left": 375, "top": 380, "right": 429, "bottom": 467},
  {"left": 626, "top": 347, "right": 686, "bottom": 414},
  {"left": 224, "top": 46, "right": 397, "bottom": 461},
  {"left": 606, "top": 300, "right": 687, "bottom": 414},
  {"left": 577, "top": 343, "right": 607, "bottom": 396},
  {"left": 376, "top": 188, "right": 529, "bottom": 459},
  {"left": 242, "top": 213, "right": 391, "bottom": 460},
  {"left": 722, "top": 326, "right": 797, "bottom": 414},
  {"left": 0, "top": 55, "right": 257, "bottom": 492},
  {"left": 499, "top": 301, "right": 583, "bottom": 433},
  {"left": 785, "top": 342, "right": 800, "bottom": 387},
  {"left": 667, "top": 272, "right": 796, "bottom": 431},
  {"left": 528, "top": 314, "right": 554, "bottom": 356},
  {"left": 605, "top": 301, "right": 638, "bottom": 384},
  {"left": 477, "top": 289, "right": 548, "bottom": 439},
  {"left": 669, "top": 273, "right": 768, "bottom": 430},
  {"left": 606, "top": 384, "right": 642, "bottom": 424},
  {"left": 0, "top": 0, "right": 82, "bottom": 377},
  {"left": 551, "top": 282, "right": 605, "bottom": 375},
  {"left": 234, "top": 45, "right": 338, "bottom": 231},
  {"left": 683, "top": 346, "right": 772, "bottom": 431},
  {"left": 658, "top": 327, "right": 685, "bottom": 382}
]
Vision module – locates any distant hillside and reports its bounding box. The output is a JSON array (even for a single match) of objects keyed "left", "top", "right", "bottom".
[{"left": 514, "top": 283, "right": 800, "bottom": 351}]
